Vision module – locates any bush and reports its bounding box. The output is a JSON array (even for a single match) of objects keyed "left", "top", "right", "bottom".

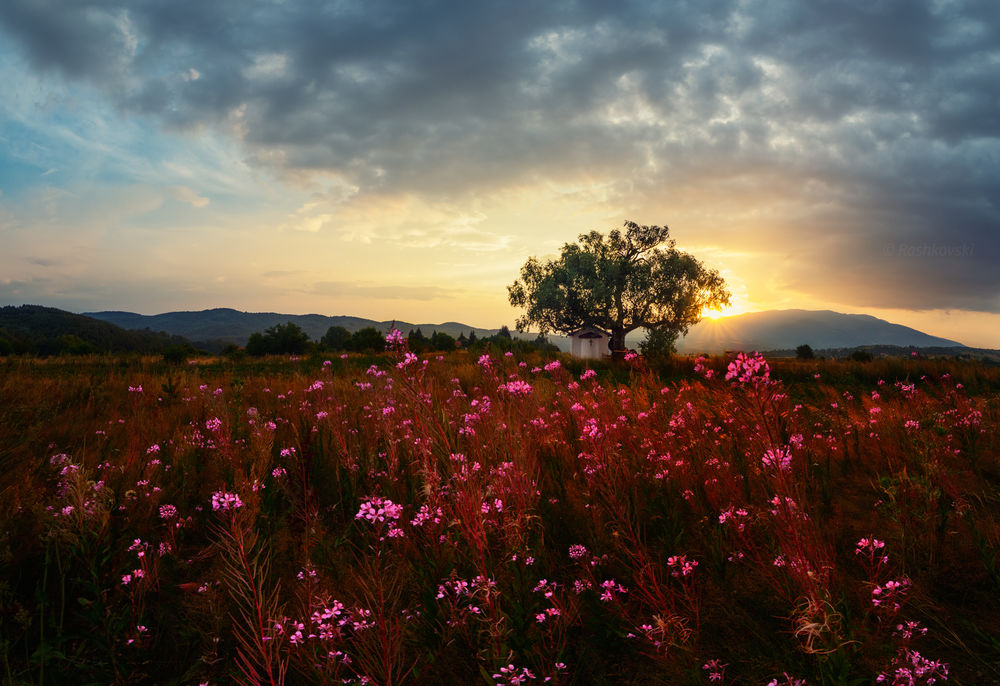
[
  {"left": 639, "top": 326, "right": 678, "bottom": 359},
  {"left": 162, "top": 344, "right": 195, "bottom": 364}
]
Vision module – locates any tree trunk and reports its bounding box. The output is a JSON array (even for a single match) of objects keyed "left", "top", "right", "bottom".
[{"left": 609, "top": 328, "right": 627, "bottom": 359}]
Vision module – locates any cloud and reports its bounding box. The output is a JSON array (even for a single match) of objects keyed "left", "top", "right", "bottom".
[
  {"left": 26, "top": 256, "right": 60, "bottom": 267},
  {"left": 168, "top": 185, "right": 210, "bottom": 208},
  {"left": 282, "top": 189, "right": 513, "bottom": 252},
  {"left": 311, "top": 281, "right": 460, "bottom": 301},
  {"left": 1, "top": 0, "right": 998, "bottom": 313}
]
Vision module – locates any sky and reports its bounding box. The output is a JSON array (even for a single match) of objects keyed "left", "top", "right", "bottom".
[{"left": 1, "top": 0, "right": 998, "bottom": 347}]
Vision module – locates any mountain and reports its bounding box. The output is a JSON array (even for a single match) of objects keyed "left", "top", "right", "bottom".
[
  {"left": 676, "top": 309, "right": 965, "bottom": 353},
  {"left": 0, "top": 305, "right": 192, "bottom": 356},
  {"left": 84, "top": 308, "right": 516, "bottom": 348},
  {"left": 81, "top": 307, "right": 969, "bottom": 356}
]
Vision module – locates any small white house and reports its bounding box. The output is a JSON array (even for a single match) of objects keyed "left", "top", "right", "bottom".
[{"left": 568, "top": 326, "right": 612, "bottom": 359}]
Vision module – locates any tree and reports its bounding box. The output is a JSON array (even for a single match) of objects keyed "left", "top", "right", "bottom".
[
  {"left": 351, "top": 327, "right": 384, "bottom": 353},
  {"left": 851, "top": 349, "right": 873, "bottom": 362},
  {"left": 408, "top": 328, "right": 428, "bottom": 353},
  {"left": 429, "top": 331, "right": 456, "bottom": 351},
  {"left": 508, "top": 221, "right": 730, "bottom": 354},
  {"left": 321, "top": 326, "right": 352, "bottom": 350},
  {"left": 796, "top": 344, "right": 814, "bottom": 360},
  {"left": 246, "top": 322, "right": 311, "bottom": 356}
]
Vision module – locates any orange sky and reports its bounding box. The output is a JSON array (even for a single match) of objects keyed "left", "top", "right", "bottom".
[{"left": 1, "top": 2, "right": 997, "bottom": 348}]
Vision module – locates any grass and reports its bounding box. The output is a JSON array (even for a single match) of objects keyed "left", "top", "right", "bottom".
[{"left": 0, "top": 348, "right": 998, "bottom": 684}]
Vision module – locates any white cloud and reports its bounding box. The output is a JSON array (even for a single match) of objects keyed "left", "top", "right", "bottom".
[{"left": 168, "top": 185, "right": 210, "bottom": 208}]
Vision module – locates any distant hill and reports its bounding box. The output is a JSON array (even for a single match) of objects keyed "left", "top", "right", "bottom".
[
  {"left": 676, "top": 309, "right": 966, "bottom": 353},
  {"left": 83, "top": 307, "right": 974, "bottom": 356},
  {"left": 85, "top": 308, "right": 530, "bottom": 349},
  {"left": 0, "top": 305, "right": 193, "bottom": 356},
  {"left": 759, "top": 344, "right": 1000, "bottom": 364}
]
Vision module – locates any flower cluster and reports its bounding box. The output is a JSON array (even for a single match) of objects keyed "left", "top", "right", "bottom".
[
  {"left": 499, "top": 380, "right": 533, "bottom": 396},
  {"left": 356, "top": 496, "right": 404, "bottom": 539},
  {"left": 725, "top": 351, "right": 771, "bottom": 384},
  {"left": 871, "top": 578, "right": 911, "bottom": 613},
  {"left": 410, "top": 504, "right": 443, "bottom": 527},
  {"left": 667, "top": 554, "right": 699, "bottom": 577},
  {"left": 876, "top": 648, "right": 949, "bottom": 685},
  {"left": 703, "top": 660, "right": 727, "bottom": 683},
  {"left": 396, "top": 352, "right": 419, "bottom": 369},
  {"left": 599, "top": 579, "right": 627, "bottom": 602},
  {"left": 211, "top": 490, "right": 243, "bottom": 511},
  {"left": 384, "top": 328, "right": 406, "bottom": 351},
  {"left": 762, "top": 446, "right": 792, "bottom": 472},
  {"left": 356, "top": 496, "right": 403, "bottom": 523},
  {"left": 492, "top": 664, "right": 536, "bottom": 685},
  {"left": 693, "top": 355, "right": 715, "bottom": 379},
  {"left": 856, "top": 537, "right": 889, "bottom": 565}
]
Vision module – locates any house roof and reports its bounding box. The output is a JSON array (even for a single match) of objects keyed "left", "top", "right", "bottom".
[{"left": 567, "top": 325, "right": 611, "bottom": 338}]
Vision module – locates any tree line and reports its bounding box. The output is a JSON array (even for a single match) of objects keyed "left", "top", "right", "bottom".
[
  {"left": 243, "top": 322, "right": 559, "bottom": 356},
  {"left": 0, "top": 305, "right": 195, "bottom": 358}
]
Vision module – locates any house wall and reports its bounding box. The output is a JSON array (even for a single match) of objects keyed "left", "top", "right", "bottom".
[{"left": 571, "top": 334, "right": 610, "bottom": 359}]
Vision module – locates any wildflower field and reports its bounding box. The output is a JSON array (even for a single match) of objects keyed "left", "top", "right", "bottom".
[{"left": 1, "top": 342, "right": 999, "bottom": 685}]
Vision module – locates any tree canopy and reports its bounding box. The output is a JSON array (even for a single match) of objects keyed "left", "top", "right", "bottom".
[
  {"left": 507, "top": 221, "right": 730, "bottom": 353},
  {"left": 246, "top": 322, "right": 311, "bottom": 356}
]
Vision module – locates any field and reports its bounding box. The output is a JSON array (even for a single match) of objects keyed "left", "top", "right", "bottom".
[{"left": 1, "top": 346, "right": 999, "bottom": 685}]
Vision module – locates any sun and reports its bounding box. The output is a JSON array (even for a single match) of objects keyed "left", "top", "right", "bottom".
[{"left": 701, "top": 298, "right": 750, "bottom": 321}]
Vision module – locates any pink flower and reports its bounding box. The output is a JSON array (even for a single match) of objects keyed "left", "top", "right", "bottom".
[
  {"left": 762, "top": 446, "right": 792, "bottom": 472},
  {"left": 725, "top": 351, "right": 771, "bottom": 384},
  {"left": 356, "top": 496, "right": 403, "bottom": 523},
  {"left": 703, "top": 660, "right": 727, "bottom": 683},
  {"left": 667, "top": 554, "right": 698, "bottom": 577},
  {"left": 499, "top": 380, "right": 533, "bottom": 395},
  {"left": 211, "top": 490, "right": 244, "bottom": 511},
  {"left": 384, "top": 328, "right": 406, "bottom": 350},
  {"left": 396, "top": 352, "right": 419, "bottom": 369}
]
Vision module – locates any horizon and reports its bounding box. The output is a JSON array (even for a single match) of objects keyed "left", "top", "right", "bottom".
[
  {"left": 21, "top": 302, "right": 983, "bottom": 350},
  {"left": 2, "top": 2, "right": 998, "bottom": 349}
]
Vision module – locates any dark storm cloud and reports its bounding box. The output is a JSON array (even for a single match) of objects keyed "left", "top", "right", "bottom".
[{"left": 2, "top": 0, "right": 998, "bottom": 311}]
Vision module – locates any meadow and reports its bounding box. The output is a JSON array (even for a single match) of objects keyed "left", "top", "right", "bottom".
[{"left": 1, "top": 342, "right": 998, "bottom": 685}]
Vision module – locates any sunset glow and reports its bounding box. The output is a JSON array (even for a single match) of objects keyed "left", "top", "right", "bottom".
[{"left": 0, "top": 2, "right": 997, "bottom": 347}]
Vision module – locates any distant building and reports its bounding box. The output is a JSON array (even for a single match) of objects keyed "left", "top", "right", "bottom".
[{"left": 568, "top": 326, "right": 612, "bottom": 359}]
